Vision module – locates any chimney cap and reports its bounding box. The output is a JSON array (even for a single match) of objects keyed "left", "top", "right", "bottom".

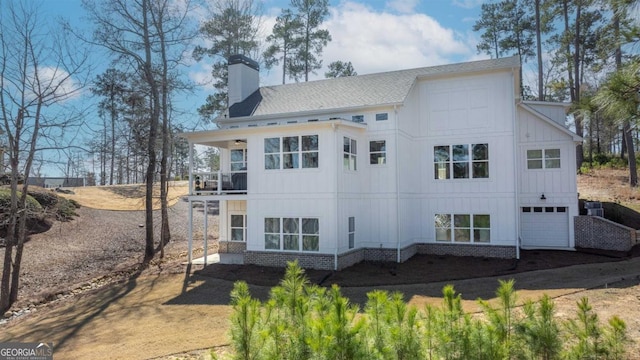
[{"left": 229, "top": 54, "right": 259, "bottom": 71}]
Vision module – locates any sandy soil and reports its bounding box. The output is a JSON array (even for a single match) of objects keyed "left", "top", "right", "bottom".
[
  {"left": 1, "top": 171, "right": 640, "bottom": 359},
  {"left": 1, "top": 257, "right": 639, "bottom": 360}
]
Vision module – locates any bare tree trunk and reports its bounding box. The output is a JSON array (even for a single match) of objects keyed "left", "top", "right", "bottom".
[
  {"left": 535, "top": 0, "right": 544, "bottom": 101},
  {"left": 142, "top": 0, "right": 159, "bottom": 262},
  {"left": 152, "top": 0, "right": 171, "bottom": 258},
  {"left": 611, "top": 1, "right": 636, "bottom": 186},
  {"left": 573, "top": 1, "right": 584, "bottom": 170},
  {"left": 624, "top": 122, "right": 637, "bottom": 186},
  {"left": 110, "top": 91, "right": 116, "bottom": 185}
]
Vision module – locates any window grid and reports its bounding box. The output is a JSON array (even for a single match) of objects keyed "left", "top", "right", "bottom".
[
  {"left": 369, "top": 140, "right": 386, "bottom": 165},
  {"left": 527, "top": 148, "right": 560, "bottom": 169},
  {"left": 264, "top": 135, "right": 319, "bottom": 170},
  {"left": 264, "top": 217, "right": 319, "bottom": 252},
  {"left": 434, "top": 144, "right": 489, "bottom": 179},
  {"left": 230, "top": 214, "right": 246, "bottom": 242},
  {"left": 435, "top": 213, "right": 491, "bottom": 243},
  {"left": 343, "top": 137, "right": 357, "bottom": 171},
  {"left": 230, "top": 149, "right": 248, "bottom": 172}
]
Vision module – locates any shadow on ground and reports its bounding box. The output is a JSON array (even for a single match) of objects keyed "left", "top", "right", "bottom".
[{"left": 165, "top": 248, "right": 640, "bottom": 306}]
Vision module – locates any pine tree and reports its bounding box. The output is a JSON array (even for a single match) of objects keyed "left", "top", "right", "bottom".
[
  {"left": 263, "top": 9, "right": 303, "bottom": 85},
  {"left": 193, "top": 0, "right": 262, "bottom": 121},
  {"left": 325, "top": 61, "right": 357, "bottom": 78}
]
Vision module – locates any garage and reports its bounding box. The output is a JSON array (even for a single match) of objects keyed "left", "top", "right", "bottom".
[{"left": 520, "top": 206, "right": 569, "bottom": 248}]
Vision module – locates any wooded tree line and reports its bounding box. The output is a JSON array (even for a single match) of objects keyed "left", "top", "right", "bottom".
[
  {"left": 473, "top": 0, "right": 640, "bottom": 185},
  {"left": 0, "top": 0, "right": 199, "bottom": 312},
  {"left": 3, "top": 0, "right": 640, "bottom": 313}
]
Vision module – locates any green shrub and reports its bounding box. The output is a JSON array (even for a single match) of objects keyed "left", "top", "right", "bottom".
[
  {"left": 223, "top": 262, "right": 629, "bottom": 360},
  {"left": 54, "top": 197, "right": 79, "bottom": 221},
  {"left": 0, "top": 188, "right": 43, "bottom": 213},
  {"left": 26, "top": 188, "right": 59, "bottom": 208},
  {"left": 25, "top": 187, "right": 79, "bottom": 221}
]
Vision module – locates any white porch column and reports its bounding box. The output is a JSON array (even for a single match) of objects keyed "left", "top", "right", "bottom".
[
  {"left": 204, "top": 200, "right": 208, "bottom": 266},
  {"left": 188, "top": 199, "right": 193, "bottom": 263},
  {"left": 188, "top": 142, "right": 194, "bottom": 195}
]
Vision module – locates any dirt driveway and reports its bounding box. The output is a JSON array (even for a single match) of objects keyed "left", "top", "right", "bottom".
[{"left": 2, "top": 256, "right": 640, "bottom": 360}]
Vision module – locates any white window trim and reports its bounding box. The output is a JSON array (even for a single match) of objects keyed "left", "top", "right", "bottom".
[
  {"left": 264, "top": 135, "right": 319, "bottom": 170},
  {"left": 526, "top": 148, "right": 561, "bottom": 170},
  {"left": 434, "top": 143, "right": 489, "bottom": 180},
  {"left": 264, "top": 217, "right": 320, "bottom": 252},
  {"left": 230, "top": 148, "right": 248, "bottom": 173},
  {"left": 343, "top": 136, "right": 357, "bottom": 171},
  {"left": 229, "top": 213, "right": 247, "bottom": 242},
  {"left": 434, "top": 213, "right": 491, "bottom": 244},
  {"left": 348, "top": 216, "right": 355, "bottom": 249},
  {"left": 369, "top": 140, "right": 387, "bottom": 166}
]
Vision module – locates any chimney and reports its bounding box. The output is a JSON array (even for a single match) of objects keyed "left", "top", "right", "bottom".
[{"left": 228, "top": 54, "right": 259, "bottom": 107}]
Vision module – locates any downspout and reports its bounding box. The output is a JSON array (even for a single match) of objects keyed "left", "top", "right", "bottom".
[
  {"left": 512, "top": 70, "right": 521, "bottom": 260},
  {"left": 333, "top": 123, "right": 339, "bottom": 271},
  {"left": 394, "top": 105, "right": 401, "bottom": 263}
]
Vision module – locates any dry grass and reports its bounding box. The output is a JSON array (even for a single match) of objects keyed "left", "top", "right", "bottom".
[
  {"left": 578, "top": 168, "right": 640, "bottom": 211},
  {"left": 56, "top": 181, "right": 189, "bottom": 210}
]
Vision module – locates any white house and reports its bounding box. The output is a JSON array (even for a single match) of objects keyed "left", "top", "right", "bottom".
[{"left": 181, "top": 55, "right": 581, "bottom": 270}]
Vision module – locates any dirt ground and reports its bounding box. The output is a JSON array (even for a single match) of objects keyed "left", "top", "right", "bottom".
[
  {"left": 1, "top": 170, "right": 640, "bottom": 359},
  {"left": 2, "top": 255, "right": 639, "bottom": 360}
]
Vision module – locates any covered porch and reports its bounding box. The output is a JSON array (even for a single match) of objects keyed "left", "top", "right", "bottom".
[{"left": 182, "top": 128, "right": 250, "bottom": 265}]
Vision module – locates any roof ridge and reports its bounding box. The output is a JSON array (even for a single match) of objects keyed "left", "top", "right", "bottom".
[{"left": 259, "top": 55, "right": 520, "bottom": 90}]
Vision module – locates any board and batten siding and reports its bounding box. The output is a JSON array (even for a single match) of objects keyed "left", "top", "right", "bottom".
[
  {"left": 219, "top": 200, "right": 247, "bottom": 242},
  {"left": 410, "top": 70, "right": 519, "bottom": 248},
  {"left": 517, "top": 106, "right": 578, "bottom": 200},
  {"left": 517, "top": 105, "right": 578, "bottom": 249},
  {"left": 337, "top": 109, "right": 400, "bottom": 251}
]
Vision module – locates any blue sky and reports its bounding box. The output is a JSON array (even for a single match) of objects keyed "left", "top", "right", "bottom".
[
  {"left": 41, "top": 0, "right": 487, "bottom": 86},
  {"left": 35, "top": 0, "right": 488, "bottom": 176}
]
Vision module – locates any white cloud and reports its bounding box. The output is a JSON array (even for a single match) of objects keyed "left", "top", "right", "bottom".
[
  {"left": 34, "top": 66, "right": 81, "bottom": 103},
  {"left": 198, "top": 1, "right": 478, "bottom": 87},
  {"left": 452, "top": 0, "right": 484, "bottom": 9},
  {"left": 190, "top": 63, "right": 215, "bottom": 90},
  {"left": 319, "top": 1, "right": 474, "bottom": 78},
  {"left": 385, "top": 0, "right": 419, "bottom": 14}
]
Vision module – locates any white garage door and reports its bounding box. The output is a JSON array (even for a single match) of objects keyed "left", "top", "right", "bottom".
[{"left": 520, "top": 206, "right": 569, "bottom": 248}]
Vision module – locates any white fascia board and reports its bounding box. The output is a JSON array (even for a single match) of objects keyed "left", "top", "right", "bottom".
[
  {"left": 215, "top": 102, "right": 404, "bottom": 126},
  {"left": 518, "top": 102, "right": 582, "bottom": 142},
  {"left": 179, "top": 119, "right": 367, "bottom": 145},
  {"left": 522, "top": 100, "right": 571, "bottom": 108}
]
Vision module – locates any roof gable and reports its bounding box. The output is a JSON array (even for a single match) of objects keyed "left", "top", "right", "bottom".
[
  {"left": 519, "top": 103, "right": 581, "bottom": 142},
  {"left": 221, "top": 56, "right": 520, "bottom": 122}
]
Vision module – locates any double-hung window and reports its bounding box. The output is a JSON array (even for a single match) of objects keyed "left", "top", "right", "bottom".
[
  {"left": 369, "top": 140, "right": 386, "bottom": 165},
  {"left": 264, "top": 138, "right": 280, "bottom": 170},
  {"left": 264, "top": 135, "right": 319, "bottom": 170},
  {"left": 435, "top": 213, "right": 491, "bottom": 243},
  {"left": 230, "top": 214, "right": 246, "bottom": 241},
  {"left": 230, "top": 149, "right": 247, "bottom": 172},
  {"left": 264, "top": 217, "right": 320, "bottom": 251},
  {"left": 527, "top": 149, "right": 560, "bottom": 169},
  {"left": 343, "top": 137, "right": 357, "bottom": 171},
  {"left": 434, "top": 143, "right": 489, "bottom": 179}
]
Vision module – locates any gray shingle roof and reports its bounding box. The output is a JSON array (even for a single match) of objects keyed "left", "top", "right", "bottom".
[{"left": 227, "top": 56, "right": 519, "bottom": 119}]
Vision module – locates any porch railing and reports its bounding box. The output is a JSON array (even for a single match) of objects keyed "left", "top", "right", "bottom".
[{"left": 191, "top": 171, "right": 247, "bottom": 195}]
